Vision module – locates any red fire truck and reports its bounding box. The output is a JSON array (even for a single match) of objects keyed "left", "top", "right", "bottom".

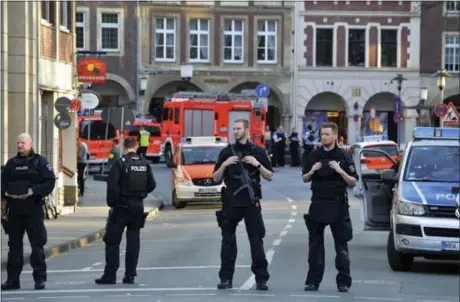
[
  {"left": 77, "top": 110, "right": 119, "bottom": 170},
  {"left": 124, "top": 117, "right": 162, "bottom": 163},
  {"left": 160, "top": 92, "right": 266, "bottom": 167}
]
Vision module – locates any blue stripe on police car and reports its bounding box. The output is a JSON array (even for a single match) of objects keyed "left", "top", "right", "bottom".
[{"left": 401, "top": 181, "right": 459, "bottom": 207}]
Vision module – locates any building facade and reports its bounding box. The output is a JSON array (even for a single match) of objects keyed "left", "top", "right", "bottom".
[
  {"left": 1, "top": 1, "right": 78, "bottom": 207},
  {"left": 75, "top": 1, "right": 138, "bottom": 108},
  {"left": 420, "top": 1, "right": 459, "bottom": 109},
  {"left": 138, "top": 0, "right": 294, "bottom": 129},
  {"left": 294, "top": 0, "right": 421, "bottom": 144}
]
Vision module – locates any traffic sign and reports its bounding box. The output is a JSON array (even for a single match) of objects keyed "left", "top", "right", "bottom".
[
  {"left": 255, "top": 83, "right": 270, "bottom": 98},
  {"left": 393, "top": 112, "right": 404, "bottom": 124},
  {"left": 80, "top": 90, "right": 100, "bottom": 110},
  {"left": 53, "top": 113, "right": 72, "bottom": 130},
  {"left": 434, "top": 103, "right": 448, "bottom": 118},
  {"left": 101, "top": 107, "right": 135, "bottom": 130},
  {"left": 393, "top": 97, "right": 401, "bottom": 114},
  {"left": 54, "top": 97, "right": 71, "bottom": 113},
  {"left": 443, "top": 102, "right": 459, "bottom": 126}
]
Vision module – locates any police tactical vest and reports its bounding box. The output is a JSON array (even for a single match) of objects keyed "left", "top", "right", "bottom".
[
  {"left": 120, "top": 155, "right": 149, "bottom": 199},
  {"left": 8, "top": 156, "right": 41, "bottom": 195}
]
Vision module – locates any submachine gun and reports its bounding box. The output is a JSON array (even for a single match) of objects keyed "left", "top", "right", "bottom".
[{"left": 230, "top": 144, "right": 256, "bottom": 203}]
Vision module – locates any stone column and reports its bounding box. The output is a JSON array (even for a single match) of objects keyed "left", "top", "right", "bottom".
[
  {"left": 1, "top": 1, "right": 9, "bottom": 163},
  {"left": 282, "top": 114, "right": 291, "bottom": 131},
  {"left": 62, "top": 112, "right": 78, "bottom": 206},
  {"left": 403, "top": 108, "right": 418, "bottom": 145}
]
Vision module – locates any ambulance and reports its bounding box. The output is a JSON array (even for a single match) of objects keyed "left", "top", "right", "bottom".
[
  {"left": 354, "top": 127, "right": 460, "bottom": 272},
  {"left": 170, "top": 136, "right": 227, "bottom": 209},
  {"left": 161, "top": 91, "right": 266, "bottom": 167},
  {"left": 77, "top": 110, "right": 119, "bottom": 170},
  {"left": 124, "top": 117, "right": 162, "bottom": 163}
]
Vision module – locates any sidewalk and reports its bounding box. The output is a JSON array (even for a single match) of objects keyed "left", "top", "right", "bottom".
[{"left": 1, "top": 179, "right": 164, "bottom": 270}]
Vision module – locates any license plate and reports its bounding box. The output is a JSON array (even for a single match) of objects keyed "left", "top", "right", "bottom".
[
  {"left": 198, "top": 188, "right": 218, "bottom": 193},
  {"left": 441, "top": 241, "right": 460, "bottom": 251},
  {"left": 90, "top": 155, "right": 96, "bottom": 159}
]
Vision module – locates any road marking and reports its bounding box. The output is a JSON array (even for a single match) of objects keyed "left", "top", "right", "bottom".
[
  {"left": 286, "top": 197, "right": 293, "bottom": 202},
  {"left": 288, "top": 218, "right": 296, "bottom": 223},
  {"left": 285, "top": 224, "right": 292, "bottom": 229},
  {"left": 292, "top": 211, "right": 298, "bottom": 216},
  {"left": 92, "top": 262, "right": 103, "bottom": 266},
  {"left": 291, "top": 205, "right": 297, "bottom": 210},
  {"left": 23, "top": 265, "right": 251, "bottom": 274},
  {"left": 168, "top": 293, "right": 217, "bottom": 296},
  {"left": 290, "top": 294, "right": 340, "bottom": 298},
  {"left": 38, "top": 296, "right": 89, "bottom": 299},
  {"left": 356, "top": 298, "right": 402, "bottom": 301},
  {"left": 239, "top": 250, "right": 274, "bottom": 290},
  {"left": 1, "top": 287, "right": 218, "bottom": 295},
  {"left": 2, "top": 298, "right": 24, "bottom": 301},
  {"left": 417, "top": 300, "right": 457, "bottom": 302},
  {"left": 280, "top": 231, "right": 288, "bottom": 237},
  {"left": 272, "top": 239, "right": 281, "bottom": 246},
  {"left": 231, "top": 293, "right": 275, "bottom": 296}
]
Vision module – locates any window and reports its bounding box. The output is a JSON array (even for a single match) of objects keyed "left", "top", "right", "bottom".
[
  {"left": 348, "top": 29, "right": 365, "bottom": 66},
  {"left": 315, "top": 28, "right": 333, "bottom": 66},
  {"left": 100, "top": 13, "right": 120, "bottom": 51},
  {"left": 155, "top": 18, "right": 176, "bottom": 61},
  {"left": 181, "top": 146, "right": 225, "bottom": 165},
  {"left": 380, "top": 29, "right": 397, "bottom": 67},
  {"left": 444, "top": 35, "right": 459, "bottom": 73},
  {"left": 41, "top": 1, "right": 52, "bottom": 24},
  {"left": 223, "top": 20, "right": 244, "bottom": 63},
  {"left": 60, "top": 0, "right": 69, "bottom": 29},
  {"left": 189, "top": 19, "right": 210, "bottom": 62},
  {"left": 446, "top": 1, "right": 460, "bottom": 13},
  {"left": 257, "top": 20, "right": 277, "bottom": 63},
  {"left": 174, "top": 108, "right": 180, "bottom": 124},
  {"left": 76, "top": 11, "right": 85, "bottom": 49}
]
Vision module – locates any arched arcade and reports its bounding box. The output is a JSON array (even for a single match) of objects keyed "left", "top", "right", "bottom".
[{"left": 362, "top": 92, "right": 400, "bottom": 142}]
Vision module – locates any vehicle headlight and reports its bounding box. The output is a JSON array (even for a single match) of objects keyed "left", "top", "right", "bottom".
[
  {"left": 176, "top": 177, "right": 192, "bottom": 186},
  {"left": 397, "top": 201, "right": 425, "bottom": 216}
]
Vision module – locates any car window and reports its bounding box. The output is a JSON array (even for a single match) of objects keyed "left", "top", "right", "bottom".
[
  {"left": 363, "top": 144, "right": 398, "bottom": 157},
  {"left": 181, "top": 146, "right": 225, "bottom": 165},
  {"left": 404, "top": 145, "right": 459, "bottom": 182}
]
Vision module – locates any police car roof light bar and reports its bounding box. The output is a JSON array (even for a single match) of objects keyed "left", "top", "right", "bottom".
[
  {"left": 355, "top": 135, "right": 389, "bottom": 143},
  {"left": 413, "top": 127, "right": 460, "bottom": 141}
]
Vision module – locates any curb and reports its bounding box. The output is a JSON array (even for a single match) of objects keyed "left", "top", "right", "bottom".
[{"left": 1, "top": 198, "right": 164, "bottom": 271}]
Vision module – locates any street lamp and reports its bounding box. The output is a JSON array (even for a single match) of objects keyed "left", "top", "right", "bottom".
[
  {"left": 391, "top": 74, "right": 407, "bottom": 146},
  {"left": 433, "top": 68, "right": 451, "bottom": 127},
  {"left": 180, "top": 64, "right": 193, "bottom": 82},
  {"left": 139, "top": 76, "right": 148, "bottom": 96},
  {"left": 417, "top": 87, "right": 430, "bottom": 126}
]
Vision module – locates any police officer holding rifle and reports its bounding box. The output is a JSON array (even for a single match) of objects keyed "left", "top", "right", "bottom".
[
  {"left": 214, "top": 118, "right": 274, "bottom": 291},
  {"left": 301, "top": 122, "right": 357, "bottom": 293},
  {"left": 95, "top": 137, "right": 156, "bottom": 285}
]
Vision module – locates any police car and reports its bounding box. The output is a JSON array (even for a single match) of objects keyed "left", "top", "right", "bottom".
[
  {"left": 170, "top": 136, "right": 227, "bottom": 209},
  {"left": 354, "top": 127, "right": 460, "bottom": 271}
]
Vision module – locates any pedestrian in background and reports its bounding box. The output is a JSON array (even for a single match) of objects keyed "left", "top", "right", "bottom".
[
  {"left": 137, "top": 126, "right": 150, "bottom": 158},
  {"left": 1, "top": 133, "right": 56, "bottom": 290},
  {"left": 77, "top": 139, "right": 88, "bottom": 197},
  {"left": 95, "top": 137, "right": 156, "bottom": 285},
  {"left": 301, "top": 122, "right": 358, "bottom": 293},
  {"left": 273, "top": 125, "right": 287, "bottom": 167},
  {"left": 213, "top": 118, "right": 274, "bottom": 291},
  {"left": 289, "top": 127, "right": 300, "bottom": 167},
  {"left": 107, "top": 138, "right": 121, "bottom": 169}
]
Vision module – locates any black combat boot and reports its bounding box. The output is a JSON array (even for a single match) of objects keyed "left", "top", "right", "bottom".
[
  {"left": 305, "top": 284, "right": 319, "bottom": 291},
  {"left": 217, "top": 280, "right": 232, "bottom": 289},
  {"left": 34, "top": 281, "right": 46, "bottom": 290},
  {"left": 256, "top": 281, "right": 268, "bottom": 290},
  {"left": 122, "top": 276, "right": 135, "bottom": 284},
  {"left": 94, "top": 276, "right": 116, "bottom": 285},
  {"left": 1, "top": 280, "right": 20, "bottom": 290}
]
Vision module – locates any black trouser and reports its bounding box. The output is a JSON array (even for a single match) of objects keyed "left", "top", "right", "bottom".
[
  {"left": 6, "top": 210, "right": 47, "bottom": 283},
  {"left": 276, "top": 143, "right": 285, "bottom": 167},
  {"left": 219, "top": 205, "right": 269, "bottom": 283},
  {"left": 103, "top": 206, "right": 144, "bottom": 279},
  {"left": 304, "top": 204, "right": 352, "bottom": 288},
  {"left": 77, "top": 163, "right": 86, "bottom": 196},
  {"left": 302, "top": 145, "right": 313, "bottom": 165},
  {"left": 137, "top": 147, "right": 147, "bottom": 157},
  {"left": 290, "top": 143, "right": 299, "bottom": 167}
]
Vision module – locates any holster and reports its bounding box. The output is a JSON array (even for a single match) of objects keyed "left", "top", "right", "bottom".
[
  {"left": 303, "top": 213, "right": 313, "bottom": 232},
  {"left": 342, "top": 212, "right": 353, "bottom": 242},
  {"left": 140, "top": 212, "right": 148, "bottom": 228},
  {"left": 215, "top": 210, "right": 222, "bottom": 228}
]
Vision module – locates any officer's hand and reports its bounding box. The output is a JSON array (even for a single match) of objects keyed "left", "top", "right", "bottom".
[
  {"left": 310, "top": 162, "right": 322, "bottom": 173},
  {"left": 329, "top": 161, "right": 343, "bottom": 173},
  {"left": 18, "top": 189, "right": 33, "bottom": 199},
  {"left": 224, "top": 156, "right": 239, "bottom": 167},
  {"left": 243, "top": 156, "right": 259, "bottom": 167},
  {"left": 5, "top": 192, "right": 20, "bottom": 199}
]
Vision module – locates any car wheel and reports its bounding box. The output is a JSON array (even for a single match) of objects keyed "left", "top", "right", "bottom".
[
  {"left": 387, "top": 230, "right": 414, "bottom": 271},
  {"left": 172, "top": 190, "right": 186, "bottom": 209},
  {"left": 151, "top": 157, "right": 160, "bottom": 164}
]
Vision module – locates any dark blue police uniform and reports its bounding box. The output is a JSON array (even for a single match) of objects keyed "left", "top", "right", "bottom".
[
  {"left": 302, "top": 145, "right": 357, "bottom": 291},
  {"left": 214, "top": 141, "right": 273, "bottom": 289},
  {"left": 95, "top": 152, "right": 156, "bottom": 284},
  {"left": 1, "top": 149, "right": 56, "bottom": 290}
]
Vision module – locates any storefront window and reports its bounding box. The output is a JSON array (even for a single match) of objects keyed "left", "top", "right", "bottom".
[{"left": 303, "top": 111, "right": 348, "bottom": 143}]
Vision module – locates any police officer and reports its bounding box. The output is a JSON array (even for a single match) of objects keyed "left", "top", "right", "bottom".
[
  {"left": 95, "top": 137, "right": 156, "bottom": 285},
  {"left": 301, "top": 122, "right": 358, "bottom": 293},
  {"left": 1, "top": 133, "right": 56, "bottom": 290},
  {"left": 289, "top": 127, "right": 300, "bottom": 167},
  {"left": 137, "top": 126, "right": 150, "bottom": 157},
  {"left": 273, "top": 126, "right": 287, "bottom": 167},
  {"left": 214, "top": 118, "right": 274, "bottom": 291}
]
